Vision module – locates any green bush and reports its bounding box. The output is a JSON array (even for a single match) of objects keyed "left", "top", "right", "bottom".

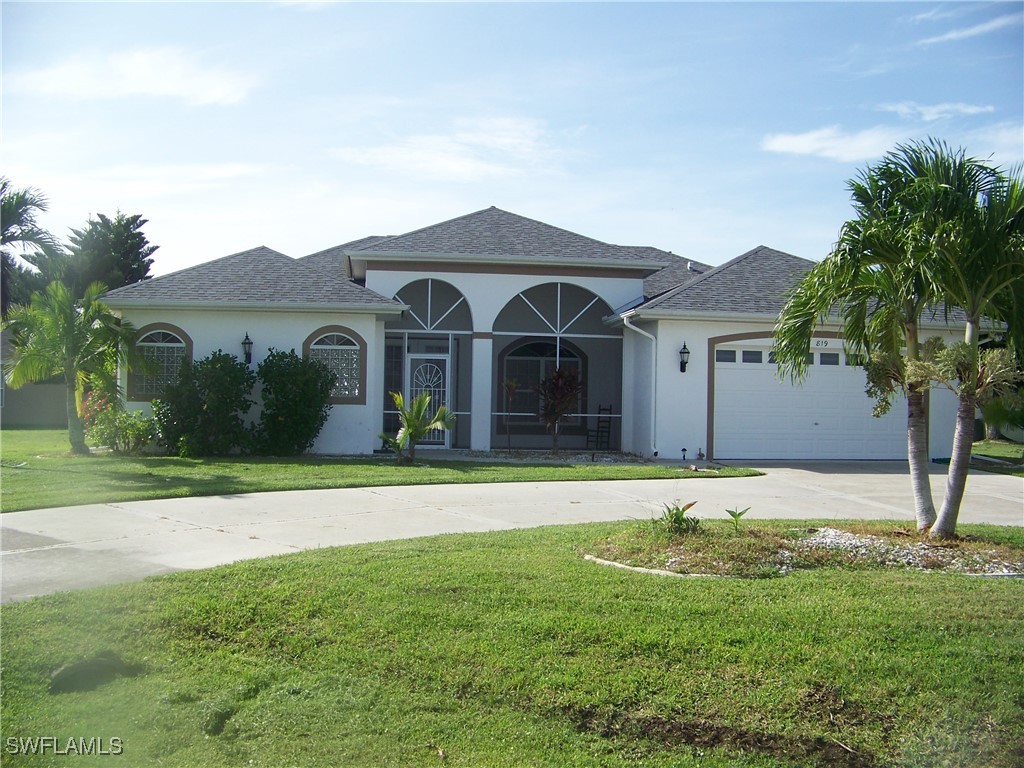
[
  {"left": 86, "top": 408, "right": 157, "bottom": 454},
  {"left": 152, "top": 351, "right": 255, "bottom": 457},
  {"left": 253, "top": 349, "right": 335, "bottom": 455}
]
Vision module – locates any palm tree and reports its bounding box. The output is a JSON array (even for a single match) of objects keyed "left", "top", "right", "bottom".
[
  {"left": 388, "top": 390, "right": 455, "bottom": 463},
  {"left": 920, "top": 154, "right": 1024, "bottom": 537},
  {"left": 774, "top": 148, "right": 941, "bottom": 531},
  {"left": 3, "top": 281, "right": 137, "bottom": 454},
  {"left": 1, "top": 177, "right": 61, "bottom": 318}
]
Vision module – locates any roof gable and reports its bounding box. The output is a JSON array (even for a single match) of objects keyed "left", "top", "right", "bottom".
[
  {"left": 354, "top": 206, "right": 667, "bottom": 268},
  {"left": 636, "top": 246, "right": 814, "bottom": 316}
]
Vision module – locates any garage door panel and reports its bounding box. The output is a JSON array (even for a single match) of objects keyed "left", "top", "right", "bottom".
[{"left": 714, "top": 353, "right": 906, "bottom": 460}]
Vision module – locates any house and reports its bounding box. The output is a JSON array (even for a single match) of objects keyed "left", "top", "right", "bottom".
[{"left": 102, "top": 207, "right": 959, "bottom": 459}]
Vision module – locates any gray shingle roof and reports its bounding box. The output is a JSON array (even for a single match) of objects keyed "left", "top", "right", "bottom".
[
  {"left": 103, "top": 246, "right": 401, "bottom": 309},
  {"left": 354, "top": 207, "right": 668, "bottom": 267},
  {"left": 296, "top": 236, "right": 392, "bottom": 280},
  {"left": 638, "top": 249, "right": 713, "bottom": 299},
  {"left": 636, "top": 246, "right": 814, "bottom": 316}
]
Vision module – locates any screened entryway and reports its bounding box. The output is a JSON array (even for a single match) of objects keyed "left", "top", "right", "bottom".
[
  {"left": 492, "top": 282, "right": 622, "bottom": 450},
  {"left": 383, "top": 279, "right": 473, "bottom": 448}
]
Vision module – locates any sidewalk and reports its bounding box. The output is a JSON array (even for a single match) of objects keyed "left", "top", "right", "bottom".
[{"left": 2, "top": 462, "right": 1021, "bottom": 603}]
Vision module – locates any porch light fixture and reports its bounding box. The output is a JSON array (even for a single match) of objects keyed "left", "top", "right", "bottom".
[
  {"left": 242, "top": 332, "right": 254, "bottom": 365},
  {"left": 679, "top": 343, "right": 690, "bottom": 373}
]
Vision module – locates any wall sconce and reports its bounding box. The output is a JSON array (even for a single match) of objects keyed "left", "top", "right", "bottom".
[
  {"left": 679, "top": 343, "right": 690, "bottom": 373},
  {"left": 242, "top": 332, "right": 253, "bottom": 365}
]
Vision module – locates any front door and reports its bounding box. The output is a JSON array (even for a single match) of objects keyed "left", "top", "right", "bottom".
[{"left": 407, "top": 354, "right": 450, "bottom": 447}]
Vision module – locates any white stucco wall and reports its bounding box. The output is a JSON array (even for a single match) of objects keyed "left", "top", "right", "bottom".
[
  {"left": 118, "top": 307, "right": 386, "bottom": 454},
  {"left": 633, "top": 315, "right": 962, "bottom": 461}
]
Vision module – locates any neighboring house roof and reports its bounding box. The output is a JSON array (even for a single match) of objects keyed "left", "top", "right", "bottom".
[
  {"left": 634, "top": 245, "right": 813, "bottom": 317},
  {"left": 348, "top": 206, "right": 670, "bottom": 270},
  {"left": 103, "top": 246, "right": 402, "bottom": 311}
]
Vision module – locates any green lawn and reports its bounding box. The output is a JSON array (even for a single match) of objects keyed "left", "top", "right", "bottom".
[
  {"left": 972, "top": 439, "right": 1024, "bottom": 478},
  {"left": 2, "top": 521, "right": 1021, "bottom": 767},
  {"left": 0, "top": 429, "right": 757, "bottom": 513}
]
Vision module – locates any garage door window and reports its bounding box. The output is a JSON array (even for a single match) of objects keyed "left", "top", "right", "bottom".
[
  {"left": 742, "top": 350, "right": 763, "bottom": 363},
  {"left": 820, "top": 352, "right": 840, "bottom": 366},
  {"left": 715, "top": 349, "right": 736, "bottom": 363}
]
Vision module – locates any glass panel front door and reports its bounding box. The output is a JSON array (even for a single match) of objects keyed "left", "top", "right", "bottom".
[{"left": 408, "top": 355, "right": 450, "bottom": 447}]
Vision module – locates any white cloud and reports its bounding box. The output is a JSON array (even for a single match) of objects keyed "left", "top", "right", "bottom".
[
  {"left": 331, "top": 117, "right": 560, "bottom": 182},
  {"left": 6, "top": 48, "right": 257, "bottom": 106},
  {"left": 878, "top": 101, "right": 996, "bottom": 122},
  {"left": 760, "top": 126, "right": 909, "bottom": 162},
  {"left": 917, "top": 12, "right": 1023, "bottom": 46}
]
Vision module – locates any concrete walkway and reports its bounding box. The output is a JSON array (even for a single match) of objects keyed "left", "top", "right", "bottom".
[{"left": 2, "top": 462, "right": 1021, "bottom": 603}]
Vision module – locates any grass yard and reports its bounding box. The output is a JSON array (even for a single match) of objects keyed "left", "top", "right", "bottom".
[
  {"left": 0, "top": 429, "right": 757, "bottom": 513},
  {"left": 971, "top": 439, "right": 1024, "bottom": 478},
  {"left": 2, "top": 521, "right": 1022, "bottom": 767}
]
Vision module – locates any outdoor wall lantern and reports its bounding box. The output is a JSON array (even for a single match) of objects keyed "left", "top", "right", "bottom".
[
  {"left": 679, "top": 343, "right": 690, "bottom": 373},
  {"left": 242, "top": 332, "right": 254, "bottom": 365}
]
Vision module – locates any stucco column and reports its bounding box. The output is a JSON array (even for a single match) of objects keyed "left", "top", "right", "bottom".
[{"left": 471, "top": 335, "right": 493, "bottom": 450}]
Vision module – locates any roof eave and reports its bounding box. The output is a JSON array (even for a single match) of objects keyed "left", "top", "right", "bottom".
[
  {"left": 104, "top": 299, "right": 408, "bottom": 314},
  {"left": 348, "top": 250, "right": 667, "bottom": 271}
]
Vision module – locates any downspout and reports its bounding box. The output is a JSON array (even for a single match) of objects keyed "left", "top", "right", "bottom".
[{"left": 622, "top": 315, "right": 658, "bottom": 457}]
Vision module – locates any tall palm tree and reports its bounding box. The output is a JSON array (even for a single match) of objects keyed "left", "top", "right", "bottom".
[
  {"left": 775, "top": 148, "right": 941, "bottom": 531},
  {"left": 920, "top": 156, "right": 1024, "bottom": 537},
  {"left": 4, "top": 281, "right": 137, "bottom": 454},
  {"left": 1, "top": 178, "right": 63, "bottom": 318}
]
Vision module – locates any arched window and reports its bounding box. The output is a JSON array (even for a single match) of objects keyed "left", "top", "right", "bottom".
[
  {"left": 129, "top": 325, "right": 192, "bottom": 400},
  {"left": 303, "top": 326, "right": 367, "bottom": 404},
  {"left": 501, "top": 339, "right": 585, "bottom": 426}
]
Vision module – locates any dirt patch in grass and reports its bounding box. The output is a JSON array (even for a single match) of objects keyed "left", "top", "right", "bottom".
[{"left": 567, "top": 704, "right": 878, "bottom": 767}]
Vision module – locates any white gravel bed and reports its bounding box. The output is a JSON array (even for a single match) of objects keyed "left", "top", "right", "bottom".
[{"left": 793, "top": 527, "right": 1024, "bottom": 575}]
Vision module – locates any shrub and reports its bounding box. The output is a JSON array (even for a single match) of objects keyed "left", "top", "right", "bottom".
[
  {"left": 87, "top": 408, "right": 157, "bottom": 454},
  {"left": 153, "top": 351, "right": 255, "bottom": 457},
  {"left": 253, "top": 349, "right": 335, "bottom": 455}
]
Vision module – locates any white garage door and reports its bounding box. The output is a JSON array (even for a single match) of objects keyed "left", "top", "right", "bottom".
[{"left": 713, "top": 341, "right": 906, "bottom": 460}]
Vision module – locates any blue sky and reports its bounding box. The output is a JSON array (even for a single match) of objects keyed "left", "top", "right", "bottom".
[{"left": 3, "top": 1, "right": 1022, "bottom": 276}]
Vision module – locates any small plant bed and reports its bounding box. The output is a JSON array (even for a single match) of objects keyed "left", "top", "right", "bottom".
[{"left": 590, "top": 514, "right": 1024, "bottom": 579}]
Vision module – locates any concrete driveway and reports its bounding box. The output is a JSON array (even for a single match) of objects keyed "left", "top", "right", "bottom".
[{"left": 2, "top": 461, "right": 1021, "bottom": 603}]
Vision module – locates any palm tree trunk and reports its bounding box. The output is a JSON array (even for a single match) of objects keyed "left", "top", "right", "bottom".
[
  {"left": 407, "top": 439, "right": 416, "bottom": 464},
  {"left": 66, "top": 379, "right": 89, "bottom": 455},
  {"left": 931, "top": 393, "right": 976, "bottom": 539},
  {"left": 906, "top": 386, "right": 936, "bottom": 531}
]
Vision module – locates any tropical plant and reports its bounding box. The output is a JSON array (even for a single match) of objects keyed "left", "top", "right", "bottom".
[
  {"left": 535, "top": 367, "right": 582, "bottom": 453},
  {"left": 152, "top": 351, "right": 255, "bottom": 457},
  {"left": 3, "top": 281, "right": 137, "bottom": 454},
  {"left": 774, "top": 145, "right": 942, "bottom": 531},
  {"left": 725, "top": 506, "right": 751, "bottom": 533},
  {"left": 776, "top": 139, "right": 1024, "bottom": 539},
  {"left": 253, "top": 349, "right": 335, "bottom": 455},
  {"left": 918, "top": 154, "right": 1024, "bottom": 537},
  {"left": 0, "top": 177, "right": 61, "bottom": 318},
  {"left": 386, "top": 390, "right": 455, "bottom": 463},
  {"left": 657, "top": 501, "right": 701, "bottom": 535}
]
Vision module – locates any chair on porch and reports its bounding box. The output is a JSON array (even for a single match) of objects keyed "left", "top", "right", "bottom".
[{"left": 586, "top": 405, "right": 613, "bottom": 451}]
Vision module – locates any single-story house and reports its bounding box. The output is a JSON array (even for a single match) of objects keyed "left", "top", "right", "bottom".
[{"left": 102, "top": 206, "right": 959, "bottom": 460}]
